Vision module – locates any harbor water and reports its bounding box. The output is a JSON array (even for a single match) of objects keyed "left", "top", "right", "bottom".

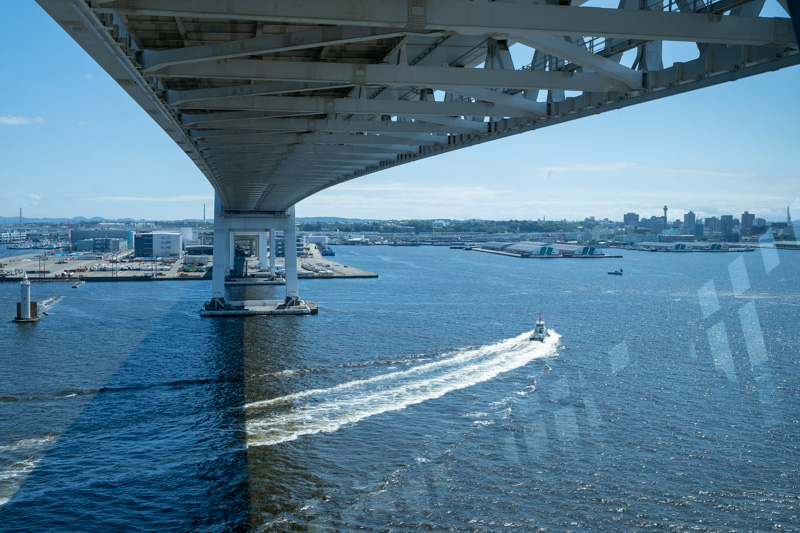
[{"left": 1, "top": 245, "right": 798, "bottom": 531}]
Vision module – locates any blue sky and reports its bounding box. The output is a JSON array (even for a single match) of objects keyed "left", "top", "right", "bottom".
[{"left": 1, "top": 2, "right": 798, "bottom": 222}]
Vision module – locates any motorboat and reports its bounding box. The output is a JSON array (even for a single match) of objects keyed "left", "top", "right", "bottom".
[
  {"left": 608, "top": 268, "right": 623, "bottom": 275},
  {"left": 530, "top": 313, "right": 549, "bottom": 342}
]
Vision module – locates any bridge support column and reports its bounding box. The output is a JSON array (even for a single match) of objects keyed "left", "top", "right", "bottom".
[
  {"left": 269, "top": 230, "right": 276, "bottom": 277},
  {"left": 208, "top": 193, "right": 230, "bottom": 308},
  {"left": 229, "top": 230, "right": 236, "bottom": 275},
  {"left": 283, "top": 206, "right": 300, "bottom": 305},
  {"left": 258, "top": 232, "right": 268, "bottom": 272}
]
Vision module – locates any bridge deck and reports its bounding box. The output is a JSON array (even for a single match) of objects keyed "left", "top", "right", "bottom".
[{"left": 35, "top": 0, "right": 798, "bottom": 215}]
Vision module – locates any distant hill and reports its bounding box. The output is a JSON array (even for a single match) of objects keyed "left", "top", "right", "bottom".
[
  {"left": 0, "top": 216, "right": 120, "bottom": 225},
  {"left": 0, "top": 217, "right": 144, "bottom": 226},
  {"left": 0, "top": 216, "right": 194, "bottom": 225}
]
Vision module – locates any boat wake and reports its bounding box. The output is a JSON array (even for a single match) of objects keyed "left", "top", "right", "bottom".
[
  {"left": 0, "top": 435, "right": 59, "bottom": 506},
  {"left": 246, "top": 330, "right": 560, "bottom": 447}
]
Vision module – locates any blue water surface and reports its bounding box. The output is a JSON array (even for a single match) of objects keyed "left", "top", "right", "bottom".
[{"left": 1, "top": 246, "right": 798, "bottom": 531}]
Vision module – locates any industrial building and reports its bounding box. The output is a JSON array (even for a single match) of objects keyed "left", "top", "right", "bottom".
[
  {"left": 134, "top": 232, "right": 182, "bottom": 258},
  {"left": 274, "top": 234, "right": 306, "bottom": 258},
  {"left": 74, "top": 238, "right": 128, "bottom": 253}
]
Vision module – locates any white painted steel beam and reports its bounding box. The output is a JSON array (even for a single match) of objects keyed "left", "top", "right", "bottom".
[
  {"left": 177, "top": 96, "right": 532, "bottom": 118},
  {"left": 512, "top": 35, "right": 643, "bottom": 89},
  {"left": 189, "top": 117, "right": 474, "bottom": 135},
  {"left": 403, "top": 115, "right": 489, "bottom": 133},
  {"left": 142, "top": 26, "right": 426, "bottom": 71},
  {"left": 205, "top": 144, "right": 410, "bottom": 156},
  {"left": 195, "top": 131, "right": 437, "bottom": 147},
  {"left": 97, "top": 0, "right": 793, "bottom": 45},
  {"left": 157, "top": 59, "right": 630, "bottom": 92},
  {"left": 439, "top": 86, "right": 546, "bottom": 115},
  {"left": 166, "top": 82, "right": 352, "bottom": 105}
]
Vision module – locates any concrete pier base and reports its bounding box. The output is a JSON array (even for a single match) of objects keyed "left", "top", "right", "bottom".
[
  {"left": 201, "top": 299, "right": 317, "bottom": 317},
  {"left": 13, "top": 301, "right": 41, "bottom": 323},
  {"left": 13, "top": 316, "right": 41, "bottom": 323},
  {"left": 224, "top": 278, "right": 285, "bottom": 286}
]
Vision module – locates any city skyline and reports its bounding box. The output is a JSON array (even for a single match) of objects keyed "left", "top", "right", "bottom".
[
  {"left": 1, "top": 2, "right": 798, "bottom": 222},
  {"left": 2, "top": 203, "right": 794, "bottom": 226}
]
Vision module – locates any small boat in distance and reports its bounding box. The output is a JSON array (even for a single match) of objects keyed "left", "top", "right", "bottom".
[
  {"left": 530, "top": 313, "right": 549, "bottom": 342},
  {"left": 608, "top": 268, "right": 623, "bottom": 275}
]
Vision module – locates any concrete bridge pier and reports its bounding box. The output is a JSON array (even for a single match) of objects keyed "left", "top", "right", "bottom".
[
  {"left": 257, "top": 232, "right": 268, "bottom": 272},
  {"left": 203, "top": 195, "right": 315, "bottom": 316},
  {"left": 208, "top": 194, "right": 230, "bottom": 308},
  {"left": 283, "top": 206, "right": 300, "bottom": 306},
  {"left": 269, "top": 230, "right": 276, "bottom": 277}
]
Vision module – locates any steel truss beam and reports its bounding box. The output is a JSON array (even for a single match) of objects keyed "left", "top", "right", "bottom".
[
  {"left": 158, "top": 59, "right": 629, "bottom": 92},
  {"left": 99, "top": 0, "right": 793, "bottom": 45},
  {"left": 176, "top": 96, "right": 532, "bottom": 119},
  {"left": 141, "top": 26, "right": 434, "bottom": 71}
]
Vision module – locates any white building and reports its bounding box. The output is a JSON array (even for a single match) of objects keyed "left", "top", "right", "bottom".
[
  {"left": 304, "top": 235, "right": 329, "bottom": 245},
  {"left": 181, "top": 227, "right": 200, "bottom": 249},
  {"left": 135, "top": 232, "right": 182, "bottom": 257},
  {"left": 152, "top": 232, "right": 182, "bottom": 256}
]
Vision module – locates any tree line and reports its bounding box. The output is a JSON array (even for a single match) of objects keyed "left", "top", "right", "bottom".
[{"left": 297, "top": 219, "right": 578, "bottom": 234}]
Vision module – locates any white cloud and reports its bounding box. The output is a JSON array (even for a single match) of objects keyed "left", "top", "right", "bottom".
[
  {"left": 300, "top": 182, "right": 517, "bottom": 219},
  {"left": 77, "top": 120, "right": 87, "bottom": 126},
  {"left": 83, "top": 74, "right": 93, "bottom": 80},
  {"left": 0, "top": 115, "right": 44, "bottom": 125},
  {"left": 537, "top": 162, "right": 641, "bottom": 173},
  {"left": 537, "top": 161, "right": 755, "bottom": 179},
  {"left": 27, "top": 194, "right": 41, "bottom": 200},
  {"left": 330, "top": 181, "right": 509, "bottom": 199}
]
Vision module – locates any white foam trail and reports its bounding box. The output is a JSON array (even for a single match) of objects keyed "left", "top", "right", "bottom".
[
  {"left": 0, "top": 435, "right": 58, "bottom": 506},
  {"left": 246, "top": 331, "right": 560, "bottom": 447}
]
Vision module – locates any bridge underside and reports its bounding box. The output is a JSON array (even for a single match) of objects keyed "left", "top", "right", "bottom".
[{"left": 36, "top": 0, "right": 799, "bottom": 310}]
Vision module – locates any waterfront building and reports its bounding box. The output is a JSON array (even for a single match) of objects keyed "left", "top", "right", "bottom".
[
  {"left": 304, "top": 235, "right": 330, "bottom": 246},
  {"left": 683, "top": 211, "right": 696, "bottom": 230},
  {"left": 0, "top": 230, "right": 27, "bottom": 244},
  {"left": 75, "top": 238, "right": 128, "bottom": 253},
  {"left": 134, "top": 232, "right": 182, "bottom": 258},
  {"left": 651, "top": 219, "right": 665, "bottom": 234},
  {"left": 721, "top": 215, "right": 734, "bottom": 236},
  {"left": 180, "top": 228, "right": 200, "bottom": 249},
  {"left": 741, "top": 211, "right": 755, "bottom": 235},
  {"left": 274, "top": 233, "right": 305, "bottom": 257},
  {"left": 623, "top": 212, "right": 639, "bottom": 229},
  {"left": 705, "top": 217, "right": 720, "bottom": 232}
]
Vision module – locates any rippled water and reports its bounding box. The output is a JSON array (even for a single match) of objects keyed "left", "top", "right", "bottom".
[{"left": 1, "top": 245, "right": 798, "bottom": 531}]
